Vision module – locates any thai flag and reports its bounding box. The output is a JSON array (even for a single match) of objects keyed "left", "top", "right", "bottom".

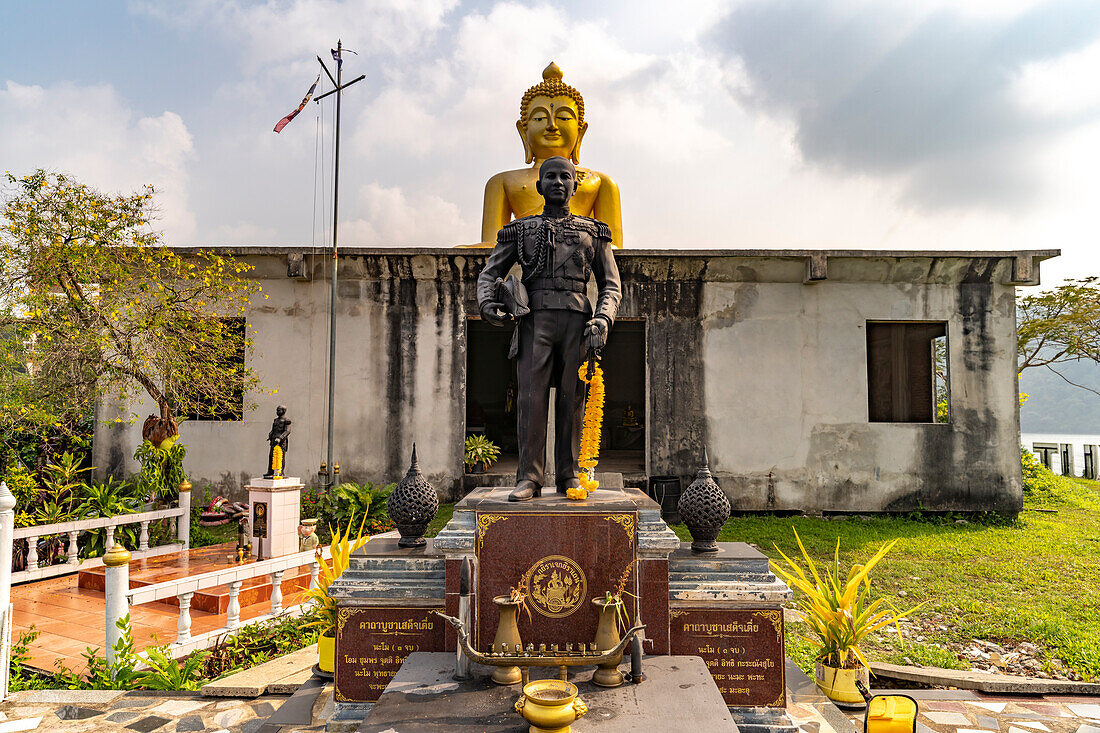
[{"left": 273, "top": 74, "right": 320, "bottom": 133}]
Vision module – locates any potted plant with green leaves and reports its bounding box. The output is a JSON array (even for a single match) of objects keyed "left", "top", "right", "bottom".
[
  {"left": 464, "top": 434, "right": 501, "bottom": 474},
  {"left": 770, "top": 530, "right": 922, "bottom": 707},
  {"left": 303, "top": 518, "right": 369, "bottom": 673}
]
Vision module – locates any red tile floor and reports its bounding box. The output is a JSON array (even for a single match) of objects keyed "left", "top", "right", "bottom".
[{"left": 11, "top": 542, "right": 311, "bottom": 673}]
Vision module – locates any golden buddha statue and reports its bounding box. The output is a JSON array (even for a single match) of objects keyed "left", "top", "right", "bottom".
[{"left": 479, "top": 62, "right": 623, "bottom": 248}]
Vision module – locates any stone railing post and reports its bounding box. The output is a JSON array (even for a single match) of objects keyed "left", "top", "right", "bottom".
[
  {"left": 25, "top": 535, "right": 38, "bottom": 570},
  {"left": 309, "top": 560, "right": 320, "bottom": 590},
  {"left": 270, "top": 570, "right": 284, "bottom": 615},
  {"left": 177, "top": 481, "right": 191, "bottom": 548},
  {"left": 138, "top": 522, "right": 150, "bottom": 552},
  {"left": 175, "top": 592, "right": 194, "bottom": 645},
  {"left": 226, "top": 580, "right": 243, "bottom": 630},
  {"left": 67, "top": 530, "right": 79, "bottom": 566},
  {"left": 103, "top": 543, "right": 131, "bottom": 671},
  {"left": 0, "top": 482, "right": 16, "bottom": 700}
]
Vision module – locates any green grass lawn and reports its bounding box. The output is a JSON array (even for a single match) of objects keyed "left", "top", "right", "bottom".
[
  {"left": 670, "top": 476, "right": 1100, "bottom": 681},
  {"left": 422, "top": 474, "right": 1100, "bottom": 681}
]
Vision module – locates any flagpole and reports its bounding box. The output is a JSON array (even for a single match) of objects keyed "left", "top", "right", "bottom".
[{"left": 325, "top": 39, "right": 344, "bottom": 488}]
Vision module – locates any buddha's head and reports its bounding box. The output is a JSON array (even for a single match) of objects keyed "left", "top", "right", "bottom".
[{"left": 517, "top": 62, "right": 587, "bottom": 165}]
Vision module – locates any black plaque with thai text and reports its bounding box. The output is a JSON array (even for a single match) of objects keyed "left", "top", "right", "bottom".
[
  {"left": 334, "top": 606, "right": 446, "bottom": 702},
  {"left": 252, "top": 502, "right": 268, "bottom": 538},
  {"left": 669, "top": 607, "right": 786, "bottom": 707}
]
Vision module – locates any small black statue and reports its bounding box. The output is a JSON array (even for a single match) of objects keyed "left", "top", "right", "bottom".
[
  {"left": 235, "top": 515, "right": 252, "bottom": 563},
  {"left": 477, "top": 157, "right": 622, "bottom": 501},
  {"left": 264, "top": 405, "right": 292, "bottom": 479}
]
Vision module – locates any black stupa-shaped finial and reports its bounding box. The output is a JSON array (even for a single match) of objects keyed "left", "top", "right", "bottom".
[
  {"left": 389, "top": 443, "right": 440, "bottom": 548},
  {"left": 678, "top": 445, "right": 731, "bottom": 553}
]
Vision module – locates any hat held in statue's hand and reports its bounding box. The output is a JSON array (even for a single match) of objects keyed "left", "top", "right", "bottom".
[{"left": 495, "top": 275, "right": 530, "bottom": 320}]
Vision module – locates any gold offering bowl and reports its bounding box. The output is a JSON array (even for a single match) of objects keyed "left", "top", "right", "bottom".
[{"left": 515, "top": 679, "right": 588, "bottom": 733}]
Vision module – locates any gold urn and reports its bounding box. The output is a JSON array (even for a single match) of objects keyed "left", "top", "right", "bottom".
[
  {"left": 491, "top": 595, "right": 524, "bottom": 685},
  {"left": 514, "top": 679, "right": 588, "bottom": 733}
]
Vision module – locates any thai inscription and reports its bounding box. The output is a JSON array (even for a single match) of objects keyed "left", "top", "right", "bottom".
[
  {"left": 334, "top": 606, "right": 446, "bottom": 702},
  {"left": 670, "top": 607, "right": 785, "bottom": 707}
]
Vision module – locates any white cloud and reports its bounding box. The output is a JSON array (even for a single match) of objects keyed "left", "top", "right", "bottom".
[
  {"left": 62, "top": 0, "right": 1096, "bottom": 281},
  {"left": 341, "top": 182, "right": 469, "bottom": 246},
  {"left": 0, "top": 80, "right": 196, "bottom": 242},
  {"left": 1012, "top": 39, "right": 1100, "bottom": 118}
]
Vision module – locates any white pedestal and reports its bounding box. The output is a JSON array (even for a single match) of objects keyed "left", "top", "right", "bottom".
[{"left": 246, "top": 477, "right": 303, "bottom": 559}]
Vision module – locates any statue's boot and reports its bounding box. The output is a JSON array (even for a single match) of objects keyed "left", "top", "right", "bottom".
[
  {"left": 509, "top": 480, "right": 541, "bottom": 502},
  {"left": 556, "top": 478, "right": 580, "bottom": 495}
]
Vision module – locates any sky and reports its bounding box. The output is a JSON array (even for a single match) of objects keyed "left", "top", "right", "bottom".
[{"left": 2, "top": 0, "right": 1099, "bottom": 285}]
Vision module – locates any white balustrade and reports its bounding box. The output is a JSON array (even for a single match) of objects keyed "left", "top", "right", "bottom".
[
  {"left": 139, "top": 521, "right": 150, "bottom": 552},
  {"left": 118, "top": 546, "right": 333, "bottom": 659},
  {"left": 226, "top": 581, "right": 243, "bottom": 630},
  {"left": 176, "top": 591, "right": 194, "bottom": 644},
  {"left": 270, "top": 570, "right": 284, "bottom": 614},
  {"left": 10, "top": 505, "right": 187, "bottom": 584}
]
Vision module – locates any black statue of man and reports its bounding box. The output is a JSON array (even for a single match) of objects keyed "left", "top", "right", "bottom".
[
  {"left": 477, "top": 156, "right": 622, "bottom": 501},
  {"left": 264, "top": 405, "right": 292, "bottom": 479}
]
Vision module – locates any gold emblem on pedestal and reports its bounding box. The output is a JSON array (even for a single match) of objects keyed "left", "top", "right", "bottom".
[{"left": 527, "top": 555, "right": 587, "bottom": 618}]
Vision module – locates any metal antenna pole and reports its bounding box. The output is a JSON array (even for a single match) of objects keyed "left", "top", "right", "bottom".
[
  {"left": 326, "top": 39, "right": 342, "bottom": 488},
  {"left": 313, "top": 42, "right": 364, "bottom": 490}
]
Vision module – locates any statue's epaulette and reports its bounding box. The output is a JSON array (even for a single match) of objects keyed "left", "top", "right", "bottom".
[
  {"left": 571, "top": 216, "right": 612, "bottom": 243},
  {"left": 497, "top": 216, "right": 540, "bottom": 244}
]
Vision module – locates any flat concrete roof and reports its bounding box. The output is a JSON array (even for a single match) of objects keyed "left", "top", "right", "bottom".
[{"left": 172, "top": 245, "right": 1060, "bottom": 261}]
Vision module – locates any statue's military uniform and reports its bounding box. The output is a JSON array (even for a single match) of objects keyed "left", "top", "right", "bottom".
[{"left": 477, "top": 214, "right": 622, "bottom": 490}]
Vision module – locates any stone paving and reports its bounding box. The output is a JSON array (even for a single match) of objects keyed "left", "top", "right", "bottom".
[
  {"left": 788, "top": 690, "right": 1100, "bottom": 733},
  {"left": 3, "top": 681, "right": 1100, "bottom": 732},
  {"left": 0, "top": 687, "right": 334, "bottom": 733}
]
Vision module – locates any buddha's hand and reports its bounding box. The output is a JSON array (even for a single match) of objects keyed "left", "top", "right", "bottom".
[
  {"left": 480, "top": 301, "right": 510, "bottom": 326},
  {"left": 584, "top": 317, "right": 608, "bottom": 351}
]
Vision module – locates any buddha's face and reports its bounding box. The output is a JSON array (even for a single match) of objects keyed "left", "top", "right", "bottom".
[{"left": 518, "top": 95, "right": 587, "bottom": 164}]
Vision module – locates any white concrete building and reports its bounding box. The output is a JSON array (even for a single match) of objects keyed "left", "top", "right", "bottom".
[{"left": 93, "top": 247, "right": 1056, "bottom": 514}]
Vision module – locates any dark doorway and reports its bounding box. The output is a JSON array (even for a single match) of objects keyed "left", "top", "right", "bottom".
[{"left": 465, "top": 319, "right": 646, "bottom": 476}]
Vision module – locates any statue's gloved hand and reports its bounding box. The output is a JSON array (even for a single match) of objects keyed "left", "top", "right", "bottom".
[
  {"left": 480, "top": 301, "right": 510, "bottom": 327},
  {"left": 584, "top": 317, "right": 609, "bottom": 351}
]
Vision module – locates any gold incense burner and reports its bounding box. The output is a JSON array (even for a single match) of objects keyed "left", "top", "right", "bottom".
[
  {"left": 432, "top": 610, "right": 644, "bottom": 687},
  {"left": 515, "top": 679, "right": 588, "bottom": 733}
]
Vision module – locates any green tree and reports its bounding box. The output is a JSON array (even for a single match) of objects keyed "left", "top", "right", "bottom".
[
  {"left": 0, "top": 169, "right": 263, "bottom": 446},
  {"left": 1017, "top": 277, "right": 1100, "bottom": 396}
]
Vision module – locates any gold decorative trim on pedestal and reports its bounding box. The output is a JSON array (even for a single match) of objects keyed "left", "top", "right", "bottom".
[
  {"left": 476, "top": 514, "right": 508, "bottom": 555},
  {"left": 752, "top": 609, "right": 783, "bottom": 644},
  {"left": 337, "top": 607, "right": 353, "bottom": 635},
  {"left": 604, "top": 514, "right": 636, "bottom": 554}
]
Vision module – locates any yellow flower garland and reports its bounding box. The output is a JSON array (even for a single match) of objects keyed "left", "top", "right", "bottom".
[
  {"left": 272, "top": 445, "right": 283, "bottom": 477},
  {"left": 568, "top": 360, "right": 605, "bottom": 500}
]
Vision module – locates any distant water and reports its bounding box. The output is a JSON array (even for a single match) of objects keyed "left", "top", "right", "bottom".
[{"left": 1020, "top": 432, "right": 1100, "bottom": 477}]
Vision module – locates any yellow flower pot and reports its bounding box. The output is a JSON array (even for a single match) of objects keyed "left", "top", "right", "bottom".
[
  {"left": 319, "top": 631, "right": 336, "bottom": 674},
  {"left": 815, "top": 662, "right": 869, "bottom": 707},
  {"left": 514, "top": 679, "right": 588, "bottom": 733}
]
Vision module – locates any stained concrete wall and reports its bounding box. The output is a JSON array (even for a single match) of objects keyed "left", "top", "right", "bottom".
[{"left": 92, "top": 247, "right": 1053, "bottom": 512}]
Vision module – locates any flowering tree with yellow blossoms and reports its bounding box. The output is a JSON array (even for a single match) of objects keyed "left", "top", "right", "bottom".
[{"left": 0, "top": 170, "right": 262, "bottom": 452}]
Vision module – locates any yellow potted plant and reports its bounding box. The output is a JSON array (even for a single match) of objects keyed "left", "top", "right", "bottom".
[
  {"left": 303, "top": 518, "right": 369, "bottom": 673},
  {"left": 770, "top": 530, "right": 922, "bottom": 706}
]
